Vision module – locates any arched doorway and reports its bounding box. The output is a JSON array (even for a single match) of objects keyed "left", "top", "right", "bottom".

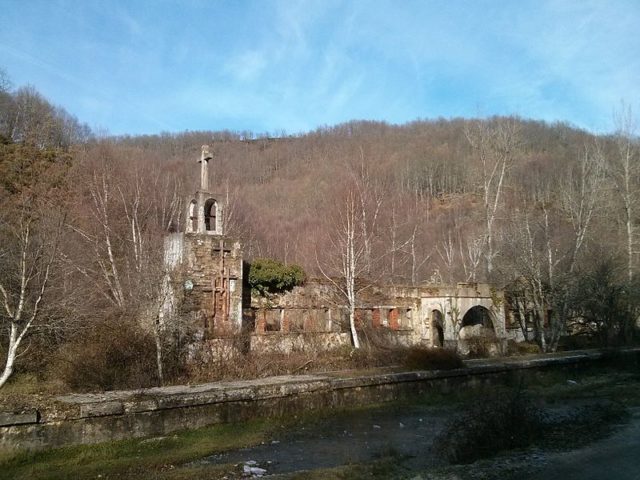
[
  {"left": 432, "top": 309, "right": 444, "bottom": 347},
  {"left": 459, "top": 305, "right": 498, "bottom": 355},
  {"left": 461, "top": 305, "right": 494, "bottom": 330}
]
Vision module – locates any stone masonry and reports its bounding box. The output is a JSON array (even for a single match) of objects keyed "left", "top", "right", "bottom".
[{"left": 162, "top": 146, "right": 243, "bottom": 338}]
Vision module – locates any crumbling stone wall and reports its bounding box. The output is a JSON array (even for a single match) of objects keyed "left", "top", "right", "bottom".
[
  {"left": 419, "top": 283, "right": 507, "bottom": 352},
  {"left": 247, "top": 280, "right": 508, "bottom": 353},
  {"left": 163, "top": 232, "right": 243, "bottom": 339}
]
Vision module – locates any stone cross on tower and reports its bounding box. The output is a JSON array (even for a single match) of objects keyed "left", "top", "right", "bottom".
[
  {"left": 186, "top": 145, "right": 223, "bottom": 235},
  {"left": 199, "top": 145, "right": 213, "bottom": 191}
]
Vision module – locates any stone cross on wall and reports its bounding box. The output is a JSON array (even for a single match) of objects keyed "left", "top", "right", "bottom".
[{"left": 199, "top": 145, "right": 213, "bottom": 191}]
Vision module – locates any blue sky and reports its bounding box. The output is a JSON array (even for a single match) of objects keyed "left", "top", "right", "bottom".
[{"left": 1, "top": 0, "right": 638, "bottom": 136}]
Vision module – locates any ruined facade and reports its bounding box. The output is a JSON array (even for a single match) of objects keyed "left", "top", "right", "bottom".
[
  {"left": 163, "top": 147, "right": 511, "bottom": 355},
  {"left": 249, "top": 281, "right": 511, "bottom": 355},
  {"left": 162, "top": 146, "right": 243, "bottom": 339}
]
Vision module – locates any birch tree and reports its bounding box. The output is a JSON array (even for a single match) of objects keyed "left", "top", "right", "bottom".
[
  {"left": 466, "top": 119, "right": 520, "bottom": 277},
  {"left": 607, "top": 107, "right": 639, "bottom": 283},
  {"left": 505, "top": 142, "right": 605, "bottom": 351},
  {"left": 562, "top": 144, "right": 605, "bottom": 274},
  {"left": 505, "top": 208, "right": 555, "bottom": 351},
  {"left": 0, "top": 144, "right": 70, "bottom": 387},
  {"left": 350, "top": 150, "right": 383, "bottom": 275},
  {"left": 317, "top": 188, "right": 377, "bottom": 349}
]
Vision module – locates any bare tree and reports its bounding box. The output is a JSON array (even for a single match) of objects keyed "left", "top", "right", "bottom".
[
  {"left": 504, "top": 144, "right": 604, "bottom": 352},
  {"left": 317, "top": 187, "right": 378, "bottom": 349},
  {"left": 0, "top": 145, "right": 69, "bottom": 387},
  {"left": 505, "top": 208, "right": 554, "bottom": 351},
  {"left": 466, "top": 119, "right": 520, "bottom": 277},
  {"left": 350, "top": 149, "right": 383, "bottom": 275},
  {"left": 607, "top": 106, "right": 639, "bottom": 283},
  {"left": 64, "top": 144, "right": 184, "bottom": 384},
  {"left": 437, "top": 231, "right": 456, "bottom": 284},
  {"left": 459, "top": 233, "right": 485, "bottom": 283},
  {"left": 405, "top": 223, "right": 433, "bottom": 285},
  {"left": 562, "top": 144, "right": 605, "bottom": 273}
]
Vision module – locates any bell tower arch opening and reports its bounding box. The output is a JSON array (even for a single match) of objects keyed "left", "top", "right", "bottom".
[{"left": 204, "top": 198, "right": 218, "bottom": 233}]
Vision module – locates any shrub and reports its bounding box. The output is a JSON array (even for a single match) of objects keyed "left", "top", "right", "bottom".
[
  {"left": 569, "top": 258, "right": 639, "bottom": 346},
  {"left": 248, "top": 258, "right": 306, "bottom": 296},
  {"left": 52, "top": 316, "right": 159, "bottom": 392},
  {"left": 464, "top": 337, "right": 496, "bottom": 358},
  {"left": 434, "top": 388, "right": 545, "bottom": 464},
  {"left": 403, "top": 346, "right": 464, "bottom": 370},
  {"left": 556, "top": 334, "right": 599, "bottom": 351},
  {"left": 507, "top": 340, "right": 541, "bottom": 356}
]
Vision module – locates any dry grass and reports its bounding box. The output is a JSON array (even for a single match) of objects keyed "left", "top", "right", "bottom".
[
  {"left": 403, "top": 346, "right": 465, "bottom": 370},
  {"left": 50, "top": 317, "right": 160, "bottom": 392},
  {"left": 184, "top": 342, "right": 465, "bottom": 385}
]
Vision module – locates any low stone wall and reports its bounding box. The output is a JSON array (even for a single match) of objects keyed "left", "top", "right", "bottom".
[{"left": 1, "top": 348, "right": 638, "bottom": 452}]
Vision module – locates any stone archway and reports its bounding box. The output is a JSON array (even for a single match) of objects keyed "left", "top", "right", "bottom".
[
  {"left": 459, "top": 305, "right": 496, "bottom": 339},
  {"left": 462, "top": 305, "right": 494, "bottom": 329}
]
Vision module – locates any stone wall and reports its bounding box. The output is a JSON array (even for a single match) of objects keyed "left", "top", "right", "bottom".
[
  {"left": 247, "top": 280, "right": 507, "bottom": 353},
  {"left": 164, "top": 232, "right": 243, "bottom": 338}
]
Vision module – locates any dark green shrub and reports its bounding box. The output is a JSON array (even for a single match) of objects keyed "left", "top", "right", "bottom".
[
  {"left": 248, "top": 258, "right": 305, "bottom": 296},
  {"left": 403, "top": 346, "right": 464, "bottom": 370}
]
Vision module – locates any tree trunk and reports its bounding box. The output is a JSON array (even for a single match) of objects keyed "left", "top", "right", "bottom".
[
  {"left": 0, "top": 326, "right": 19, "bottom": 388},
  {"left": 349, "top": 305, "right": 360, "bottom": 349}
]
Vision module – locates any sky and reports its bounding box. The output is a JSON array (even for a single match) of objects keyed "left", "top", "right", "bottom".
[{"left": 1, "top": 0, "right": 638, "bottom": 136}]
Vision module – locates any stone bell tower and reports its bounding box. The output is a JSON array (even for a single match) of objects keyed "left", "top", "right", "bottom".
[
  {"left": 162, "top": 145, "right": 244, "bottom": 338},
  {"left": 186, "top": 145, "right": 223, "bottom": 235}
]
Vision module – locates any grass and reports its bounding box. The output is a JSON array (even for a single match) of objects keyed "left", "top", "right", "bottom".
[{"left": 0, "top": 419, "right": 275, "bottom": 480}]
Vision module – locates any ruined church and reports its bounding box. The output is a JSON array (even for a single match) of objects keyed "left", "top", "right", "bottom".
[{"left": 162, "top": 146, "right": 514, "bottom": 356}]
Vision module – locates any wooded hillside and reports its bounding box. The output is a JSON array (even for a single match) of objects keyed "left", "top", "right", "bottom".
[{"left": 1, "top": 75, "right": 638, "bottom": 388}]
